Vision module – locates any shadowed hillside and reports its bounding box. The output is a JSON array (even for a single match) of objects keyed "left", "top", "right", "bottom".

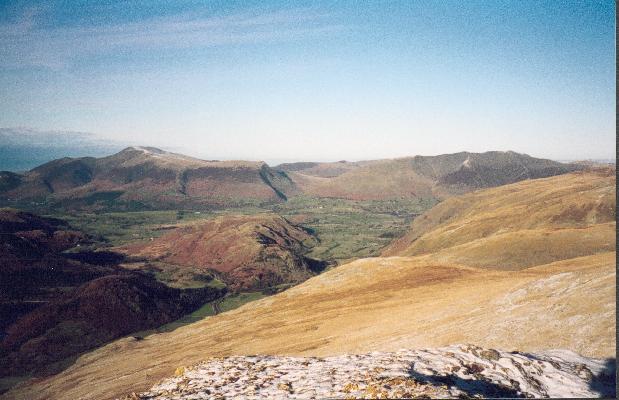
[
  {"left": 5, "top": 170, "right": 613, "bottom": 400},
  {"left": 0, "top": 209, "right": 225, "bottom": 383},
  {"left": 0, "top": 208, "right": 94, "bottom": 332},
  {"left": 0, "top": 274, "right": 223, "bottom": 378}
]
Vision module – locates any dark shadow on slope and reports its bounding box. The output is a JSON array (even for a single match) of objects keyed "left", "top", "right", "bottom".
[
  {"left": 589, "top": 358, "right": 616, "bottom": 399},
  {"left": 407, "top": 366, "right": 525, "bottom": 398},
  {"left": 62, "top": 250, "right": 126, "bottom": 265},
  {"left": 305, "top": 257, "right": 330, "bottom": 273}
]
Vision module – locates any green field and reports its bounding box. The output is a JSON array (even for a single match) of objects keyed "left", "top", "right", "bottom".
[
  {"left": 54, "top": 196, "right": 434, "bottom": 265},
  {"left": 54, "top": 210, "right": 215, "bottom": 246},
  {"left": 217, "top": 292, "right": 266, "bottom": 313},
  {"left": 120, "top": 260, "right": 227, "bottom": 290},
  {"left": 272, "top": 196, "right": 436, "bottom": 263}
]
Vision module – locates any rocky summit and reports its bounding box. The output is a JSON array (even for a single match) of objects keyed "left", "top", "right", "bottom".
[{"left": 131, "top": 344, "right": 615, "bottom": 399}]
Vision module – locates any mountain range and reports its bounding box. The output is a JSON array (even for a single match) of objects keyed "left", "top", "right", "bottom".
[
  {"left": 0, "top": 146, "right": 294, "bottom": 210},
  {"left": 0, "top": 147, "right": 581, "bottom": 211},
  {"left": 276, "top": 151, "right": 584, "bottom": 200}
]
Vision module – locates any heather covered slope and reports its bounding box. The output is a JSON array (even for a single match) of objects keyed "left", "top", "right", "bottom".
[
  {"left": 284, "top": 151, "right": 581, "bottom": 201},
  {"left": 0, "top": 274, "right": 223, "bottom": 378},
  {"left": 120, "top": 214, "right": 323, "bottom": 291},
  {"left": 0, "top": 147, "right": 295, "bottom": 210},
  {"left": 6, "top": 171, "right": 614, "bottom": 400}
]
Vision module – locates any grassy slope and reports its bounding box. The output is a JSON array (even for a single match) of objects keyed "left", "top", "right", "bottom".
[
  {"left": 382, "top": 170, "right": 616, "bottom": 265},
  {"left": 286, "top": 152, "right": 580, "bottom": 201},
  {"left": 288, "top": 159, "right": 436, "bottom": 201},
  {"left": 8, "top": 253, "right": 613, "bottom": 400},
  {"left": 6, "top": 171, "right": 615, "bottom": 400}
]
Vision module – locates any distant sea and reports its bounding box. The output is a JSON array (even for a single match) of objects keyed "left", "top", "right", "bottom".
[
  {"left": 0, "top": 128, "right": 128, "bottom": 172},
  {"left": 0, "top": 144, "right": 125, "bottom": 172}
]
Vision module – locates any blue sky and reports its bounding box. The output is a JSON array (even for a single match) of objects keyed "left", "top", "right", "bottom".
[{"left": 0, "top": 0, "right": 615, "bottom": 162}]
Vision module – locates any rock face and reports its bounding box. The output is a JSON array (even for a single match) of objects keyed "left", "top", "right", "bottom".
[
  {"left": 136, "top": 345, "right": 616, "bottom": 399},
  {"left": 121, "top": 214, "right": 324, "bottom": 291}
]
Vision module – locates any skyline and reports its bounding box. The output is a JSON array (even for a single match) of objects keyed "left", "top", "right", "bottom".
[{"left": 0, "top": 0, "right": 616, "bottom": 161}]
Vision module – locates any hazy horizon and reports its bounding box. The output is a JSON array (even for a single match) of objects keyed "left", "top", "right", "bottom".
[
  {"left": 0, "top": 127, "right": 616, "bottom": 172},
  {"left": 0, "top": 1, "right": 616, "bottom": 161}
]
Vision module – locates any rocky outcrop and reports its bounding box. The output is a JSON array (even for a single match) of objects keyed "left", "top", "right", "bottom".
[{"left": 134, "top": 344, "right": 616, "bottom": 399}]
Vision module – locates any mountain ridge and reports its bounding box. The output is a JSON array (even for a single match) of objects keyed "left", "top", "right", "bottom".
[
  {"left": 0, "top": 146, "right": 295, "bottom": 210},
  {"left": 0, "top": 128, "right": 127, "bottom": 172},
  {"left": 279, "top": 150, "right": 582, "bottom": 201},
  {"left": 0, "top": 147, "right": 582, "bottom": 211}
]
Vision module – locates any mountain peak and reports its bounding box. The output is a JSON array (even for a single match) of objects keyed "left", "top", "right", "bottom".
[
  {"left": 110, "top": 146, "right": 206, "bottom": 166},
  {"left": 119, "top": 146, "right": 166, "bottom": 155}
]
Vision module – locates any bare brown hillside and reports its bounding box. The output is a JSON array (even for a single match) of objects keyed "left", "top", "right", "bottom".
[
  {"left": 1, "top": 149, "right": 580, "bottom": 211},
  {"left": 120, "top": 214, "right": 323, "bottom": 291},
  {"left": 0, "top": 209, "right": 225, "bottom": 381}
]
